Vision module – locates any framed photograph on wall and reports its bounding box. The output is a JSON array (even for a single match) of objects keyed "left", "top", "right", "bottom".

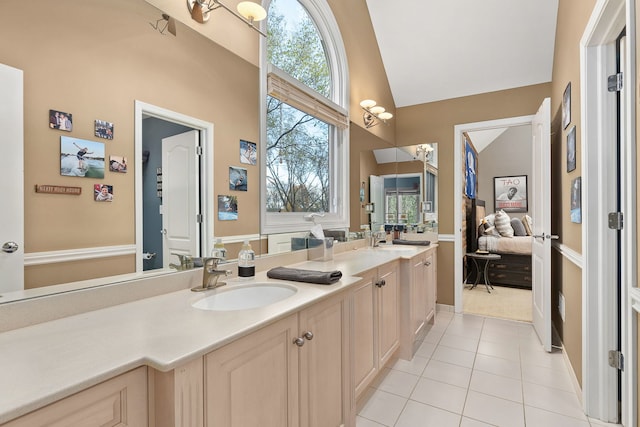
[
  {"left": 494, "top": 175, "right": 528, "bottom": 213},
  {"left": 240, "top": 140, "right": 257, "bottom": 165},
  {"left": 571, "top": 177, "right": 582, "bottom": 223},
  {"left": 562, "top": 82, "right": 571, "bottom": 129},
  {"left": 567, "top": 126, "right": 576, "bottom": 172}
]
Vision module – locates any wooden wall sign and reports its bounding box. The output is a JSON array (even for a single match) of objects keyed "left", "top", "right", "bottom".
[{"left": 35, "top": 185, "right": 82, "bottom": 195}]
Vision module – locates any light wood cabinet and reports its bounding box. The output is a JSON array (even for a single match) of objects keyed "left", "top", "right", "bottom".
[
  {"left": 353, "top": 261, "right": 400, "bottom": 399},
  {"left": 399, "top": 248, "right": 437, "bottom": 360},
  {"left": 204, "top": 291, "right": 350, "bottom": 427},
  {"left": 5, "top": 367, "right": 147, "bottom": 427}
]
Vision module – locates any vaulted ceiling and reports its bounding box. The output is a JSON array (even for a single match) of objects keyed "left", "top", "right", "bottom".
[{"left": 365, "top": 0, "right": 559, "bottom": 107}]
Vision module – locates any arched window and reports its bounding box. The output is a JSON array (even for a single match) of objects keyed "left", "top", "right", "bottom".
[{"left": 261, "top": 0, "right": 349, "bottom": 234}]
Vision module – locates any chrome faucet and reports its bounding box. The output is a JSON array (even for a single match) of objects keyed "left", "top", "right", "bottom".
[
  {"left": 191, "top": 257, "right": 232, "bottom": 292},
  {"left": 371, "top": 231, "right": 386, "bottom": 248}
]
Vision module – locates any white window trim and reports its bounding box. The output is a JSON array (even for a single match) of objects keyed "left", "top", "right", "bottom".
[{"left": 260, "top": 0, "right": 350, "bottom": 235}]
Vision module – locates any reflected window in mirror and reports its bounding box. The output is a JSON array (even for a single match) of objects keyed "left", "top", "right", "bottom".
[{"left": 262, "top": 0, "right": 349, "bottom": 234}]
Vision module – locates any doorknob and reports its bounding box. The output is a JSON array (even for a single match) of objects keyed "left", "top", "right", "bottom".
[
  {"left": 160, "top": 229, "right": 167, "bottom": 235},
  {"left": 533, "top": 234, "right": 559, "bottom": 241},
  {"left": 2, "top": 242, "right": 18, "bottom": 253}
]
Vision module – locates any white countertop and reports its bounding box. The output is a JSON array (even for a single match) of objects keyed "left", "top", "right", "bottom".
[{"left": 0, "top": 244, "right": 435, "bottom": 423}]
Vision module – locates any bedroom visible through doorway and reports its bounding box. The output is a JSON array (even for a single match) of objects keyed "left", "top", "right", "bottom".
[{"left": 461, "top": 123, "right": 534, "bottom": 323}]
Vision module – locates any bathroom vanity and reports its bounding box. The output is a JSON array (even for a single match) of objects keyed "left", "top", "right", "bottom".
[{"left": 0, "top": 242, "right": 437, "bottom": 426}]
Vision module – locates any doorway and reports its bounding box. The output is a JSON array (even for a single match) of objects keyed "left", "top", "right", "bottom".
[
  {"left": 453, "top": 114, "right": 535, "bottom": 316},
  {"left": 134, "top": 101, "right": 215, "bottom": 273},
  {"left": 461, "top": 125, "right": 533, "bottom": 322}
]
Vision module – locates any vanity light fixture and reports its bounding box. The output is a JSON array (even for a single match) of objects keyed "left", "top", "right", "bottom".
[
  {"left": 187, "top": 0, "right": 267, "bottom": 37},
  {"left": 360, "top": 100, "right": 393, "bottom": 128}
]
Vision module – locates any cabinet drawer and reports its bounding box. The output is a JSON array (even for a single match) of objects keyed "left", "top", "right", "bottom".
[{"left": 5, "top": 367, "right": 147, "bottom": 427}]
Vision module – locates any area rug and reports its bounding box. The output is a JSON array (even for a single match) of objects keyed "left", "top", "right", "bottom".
[{"left": 463, "top": 284, "right": 532, "bottom": 322}]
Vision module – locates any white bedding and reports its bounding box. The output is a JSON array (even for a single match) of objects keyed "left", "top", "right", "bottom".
[{"left": 478, "top": 235, "right": 532, "bottom": 255}]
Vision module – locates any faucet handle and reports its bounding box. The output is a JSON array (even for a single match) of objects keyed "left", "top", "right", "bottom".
[{"left": 202, "top": 256, "right": 223, "bottom": 269}]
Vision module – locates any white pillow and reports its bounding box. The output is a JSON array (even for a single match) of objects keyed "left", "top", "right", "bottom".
[
  {"left": 494, "top": 210, "right": 514, "bottom": 237},
  {"left": 483, "top": 213, "right": 495, "bottom": 227}
]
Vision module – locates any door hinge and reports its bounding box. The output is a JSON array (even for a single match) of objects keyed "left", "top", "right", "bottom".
[
  {"left": 196, "top": 145, "right": 203, "bottom": 156},
  {"left": 608, "top": 212, "right": 623, "bottom": 230},
  {"left": 196, "top": 214, "right": 203, "bottom": 223},
  {"left": 608, "top": 72, "right": 623, "bottom": 92},
  {"left": 608, "top": 350, "right": 624, "bottom": 371}
]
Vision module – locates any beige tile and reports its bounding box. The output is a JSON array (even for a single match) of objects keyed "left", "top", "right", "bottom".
[
  {"left": 410, "top": 377, "right": 467, "bottom": 414},
  {"left": 524, "top": 405, "right": 590, "bottom": 427},
  {"left": 474, "top": 353, "right": 522, "bottom": 379},
  {"left": 521, "top": 361, "right": 574, "bottom": 392},
  {"left": 477, "top": 340, "right": 520, "bottom": 361},
  {"left": 432, "top": 345, "right": 476, "bottom": 368},
  {"left": 395, "top": 400, "right": 461, "bottom": 427},
  {"left": 415, "top": 340, "right": 437, "bottom": 358},
  {"left": 522, "top": 381, "right": 586, "bottom": 420},
  {"left": 460, "top": 417, "right": 495, "bottom": 427},
  {"left": 469, "top": 370, "right": 523, "bottom": 403},
  {"left": 422, "top": 359, "right": 472, "bottom": 388},
  {"left": 463, "top": 390, "right": 525, "bottom": 427},
  {"left": 357, "top": 388, "right": 407, "bottom": 427},
  {"left": 373, "top": 368, "right": 419, "bottom": 398},
  {"left": 439, "top": 333, "right": 480, "bottom": 352},
  {"left": 390, "top": 355, "right": 429, "bottom": 376},
  {"left": 356, "top": 416, "right": 386, "bottom": 427}
]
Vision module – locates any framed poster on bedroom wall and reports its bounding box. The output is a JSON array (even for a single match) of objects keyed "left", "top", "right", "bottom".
[{"left": 494, "top": 175, "right": 527, "bottom": 213}]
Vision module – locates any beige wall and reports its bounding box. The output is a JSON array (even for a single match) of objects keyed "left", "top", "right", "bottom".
[
  {"left": 3, "top": 0, "right": 395, "bottom": 287},
  {"left": 548, "top": 0, "right": 597, "bottom": 386}
]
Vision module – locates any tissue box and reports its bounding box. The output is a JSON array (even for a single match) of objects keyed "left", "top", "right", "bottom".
[{"left": 308, "top": 237, "right": 334, "bottom": 261}]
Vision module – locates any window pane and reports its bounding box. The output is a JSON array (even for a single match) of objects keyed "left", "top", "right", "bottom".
[
  {"left": 266, "top": 96, "right": 330, "bottom": 212},
  {"left": 267, "top": 0, "right": 330, "bottom": 97}
]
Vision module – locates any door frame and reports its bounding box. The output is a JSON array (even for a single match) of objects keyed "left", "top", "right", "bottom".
[
  {"left": 453, "top": 114, "right": 534, "bottom": 314},
  {"left": 134, "top": 101, "right": 214, "bottom": 273},
  {"left": 580, "top": 0, "right": 633, "bottom": 423}
]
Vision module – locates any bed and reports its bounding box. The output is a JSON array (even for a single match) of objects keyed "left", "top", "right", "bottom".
[{"left": 466, "top": 199, "right": 532, "bottom": 289}]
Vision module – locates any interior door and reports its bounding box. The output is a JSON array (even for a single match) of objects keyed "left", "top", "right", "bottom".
[
  {"left": 0, "top": 63, "right": 24, "bottom": 292},
  {"left": 531, "top": 97, "right": 552, "bottom": 352},
  {"left": 161, "top": 130, "right": 200, "bottom": 268},
  {"left": 369, "top": 175, "right": 384, "bottom": 231}
]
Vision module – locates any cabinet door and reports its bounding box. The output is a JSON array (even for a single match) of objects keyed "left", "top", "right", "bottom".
[
  {"left": 205, "top": 314, "right": 299, "bottom": 427},
  {"left": 411, "top": 255, "right": 428, "bottom": 338},
  {"left": 5, "top": 367, "right": 147, "bottom": 427},
  {"left": 425, "top": 252, "right": 436, "bottom": 323},
  {"left": 298, "top": 292, "right": 349, "bottom": 427},
  {"left": 377, "top": 262, "right": 400, "bottom": 366},
  {"left": 352, "top": 271, "right": 377, "bottom": 398}
]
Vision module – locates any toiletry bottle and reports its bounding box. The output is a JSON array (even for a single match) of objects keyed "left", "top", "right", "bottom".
[
  {"left": 212, "top": 238, "right": 227, "bottom": 260},
  {"left": 238, "top": 240, "right": 255, "bottom": 277}
]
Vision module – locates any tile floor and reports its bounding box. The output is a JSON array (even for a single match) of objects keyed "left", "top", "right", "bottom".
[{"left": 357, "top": 310, "right": 623, "bottom": 427}]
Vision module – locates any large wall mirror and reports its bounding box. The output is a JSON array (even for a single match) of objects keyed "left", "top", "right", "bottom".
[{"left": 0, "top": 0, "right": 437, "bottom": 306}]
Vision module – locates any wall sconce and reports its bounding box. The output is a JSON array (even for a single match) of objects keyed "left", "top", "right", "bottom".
[
  {"left": 360, "top": 99, "right": 393, "bottom": 128},
  {"left": 365, "top": 203, "right": 375, "bottom": 213},
  {"left": 187, "top": 0, "right": 267, "bottom": 37}
]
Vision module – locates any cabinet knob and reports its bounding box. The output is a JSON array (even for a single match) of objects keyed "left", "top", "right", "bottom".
[
  {"left": 303, "top": 331, "right": 314, "bottom": 341},
  {"left": 424, "top": 261, "right": 431, "bottom": 266},
  {"left": 293, "top": 337, "right": 305, "bottom": 347},
  {"left": 375, "top": 279, "right": 386, "bottom": 287}
]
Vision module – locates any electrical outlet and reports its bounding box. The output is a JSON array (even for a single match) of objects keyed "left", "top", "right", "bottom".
[{"left": 558, "top": 293, "right": 566, "bottom": 322}]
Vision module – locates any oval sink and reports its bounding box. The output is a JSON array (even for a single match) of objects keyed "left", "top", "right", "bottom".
[{"left": 192, "top": 283, "right": 298, "bottom": 311}]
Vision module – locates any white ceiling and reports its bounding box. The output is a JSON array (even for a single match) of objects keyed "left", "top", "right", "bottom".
[{"left": 365, "top": 0, "right": 559, "bottom": 107}]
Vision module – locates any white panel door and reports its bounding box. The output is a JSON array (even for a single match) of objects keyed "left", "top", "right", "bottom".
[
  {"left": 531, "top": 97, "right": 552, "bottom": 352},
  {"left": 0, "top": 63, "right": 24, "bottom": 292},
  {"left": 161, "top": 130, "right": 200, "bottom": 268},
  {"left": 369, "top": 175, "right": 384, "bottom": 231}
]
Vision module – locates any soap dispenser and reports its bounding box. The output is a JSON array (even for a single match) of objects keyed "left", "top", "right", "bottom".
[
  {"left": 238, "top": 240, "right": 255, "bottom": 277},
  {"left": 212, "top": 238, "right": 227, "bottom": 260}
]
